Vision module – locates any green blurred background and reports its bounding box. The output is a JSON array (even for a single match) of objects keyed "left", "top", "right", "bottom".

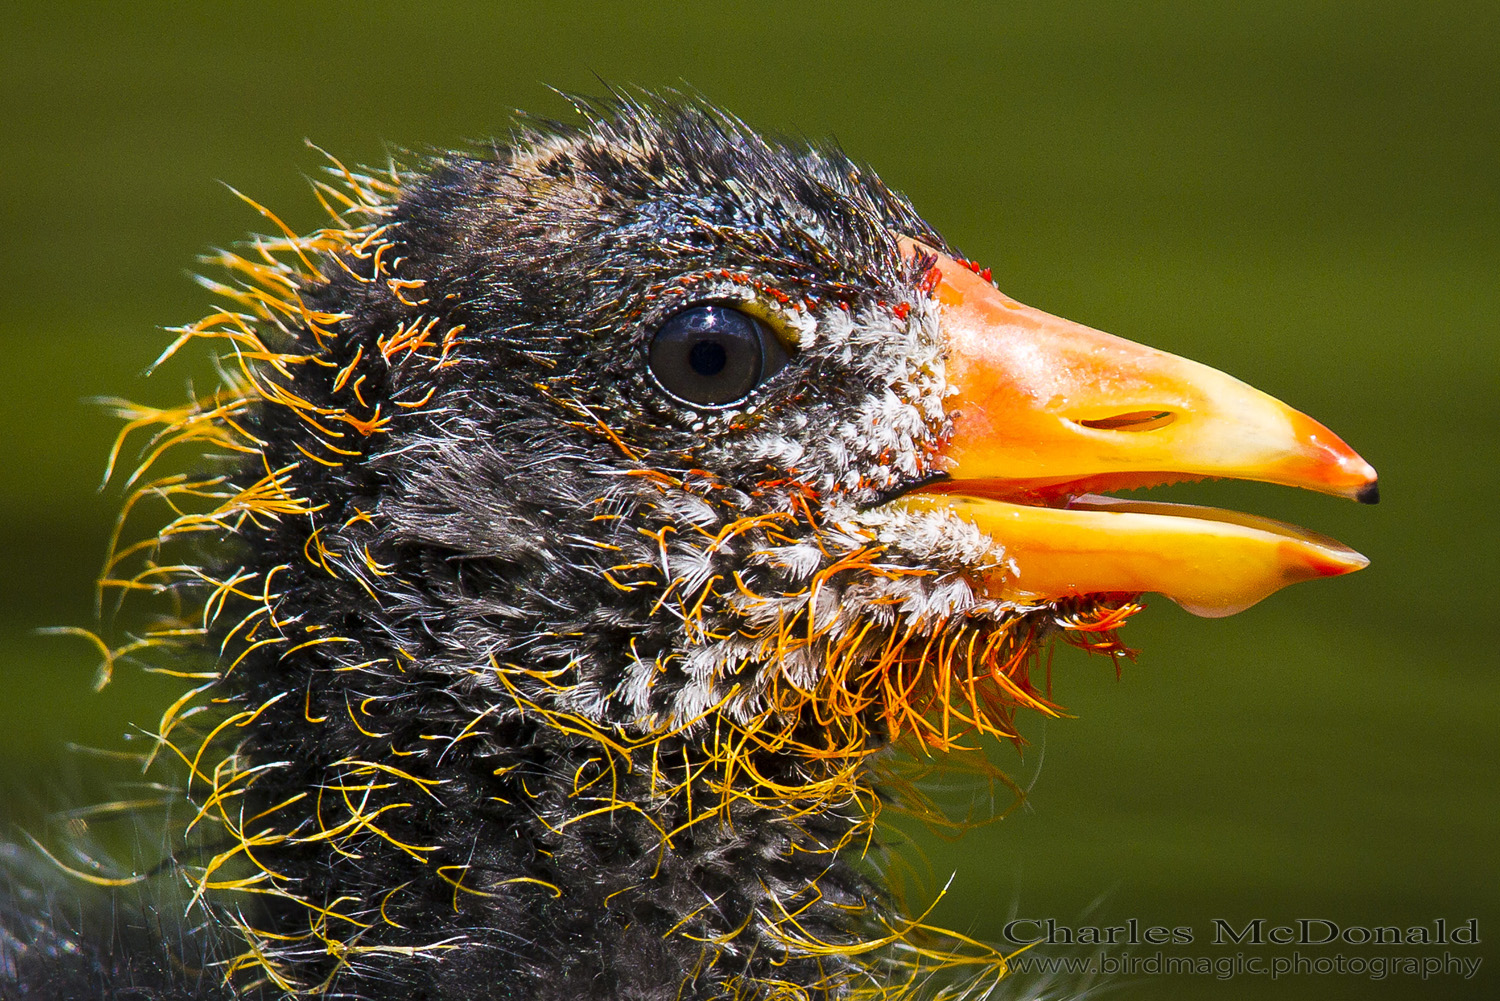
[{"left": 2, "top": 2, "right": 1495, "bottom": 997}]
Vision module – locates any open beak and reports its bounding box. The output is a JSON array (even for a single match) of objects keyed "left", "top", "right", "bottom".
[{"left": 890, "top": 241, "right": 1377, "bottom": 617}]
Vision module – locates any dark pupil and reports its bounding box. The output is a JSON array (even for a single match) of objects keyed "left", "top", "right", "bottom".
[{"left": 688, "top": 340, "right": 727, "bottom": 376}]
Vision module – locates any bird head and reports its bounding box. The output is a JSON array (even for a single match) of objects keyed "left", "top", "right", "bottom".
[
  {"left": 349, "top": 100, "right": 1373, "bottom": 744},
  {"left": 91, "top": 96, "right": 1375, "bottom": 996}
]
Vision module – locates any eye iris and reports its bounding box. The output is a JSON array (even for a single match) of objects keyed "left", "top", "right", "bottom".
[
  {"left": 688, "top": 340, "right": 727, "bottom": 376},
  {"left": 648, "top": 304, "right": 790, "bottom": 407}
]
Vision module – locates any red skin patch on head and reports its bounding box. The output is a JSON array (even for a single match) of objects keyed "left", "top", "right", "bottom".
[
  {"left": 918, "top": 266, "right": 942, "bottom": 295},
  {"left": 954, "top": 259, "right": 994, "bottom": 282}
]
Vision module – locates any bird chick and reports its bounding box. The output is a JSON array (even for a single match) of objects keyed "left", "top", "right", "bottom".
[{"left": 4, "top": 95, "right": 1376, "bottom": 1001}]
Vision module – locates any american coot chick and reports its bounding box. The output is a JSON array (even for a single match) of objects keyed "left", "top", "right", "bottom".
[{"left": 2, "top": 95, "right": 1375, "bottom": 1001}]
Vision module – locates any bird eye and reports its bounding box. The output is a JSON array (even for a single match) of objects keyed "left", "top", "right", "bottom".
[{"left": 647, "top": 305, "right": 790, "bottom": 407}]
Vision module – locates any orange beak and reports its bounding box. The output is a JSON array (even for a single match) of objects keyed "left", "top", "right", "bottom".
[{"left": 890, "top": 241, "right": 1377, "bottom": 617}]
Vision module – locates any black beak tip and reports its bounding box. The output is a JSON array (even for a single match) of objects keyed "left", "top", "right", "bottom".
[{"left": 1356, "top": 480, "right": 1380, "bottom": 505}]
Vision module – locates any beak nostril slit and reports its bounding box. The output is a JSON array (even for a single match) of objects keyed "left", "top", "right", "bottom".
[{"left": 1075, "top": 411, "right": 1177, "bottom": 432}]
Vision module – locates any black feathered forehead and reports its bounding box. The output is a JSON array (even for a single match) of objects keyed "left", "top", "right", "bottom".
[{"left": 391, "top": 98, "right": 951, "bottom": 324}]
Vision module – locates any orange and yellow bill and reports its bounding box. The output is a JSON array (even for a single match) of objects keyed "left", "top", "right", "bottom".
[{"left": 893, "top": 241, "right": 1377, "bottom": 616}]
